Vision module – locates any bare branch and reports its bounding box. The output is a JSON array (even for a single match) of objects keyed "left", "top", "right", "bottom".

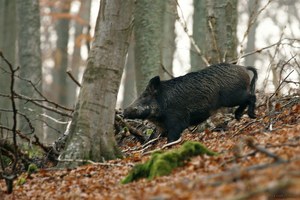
[
  {"left": 269, "top": 70, "right": 294, "bottom": 100},
  {"left": 0, "top": 51, "right": 19, "bottom": 172},
  {"left": 66, "top": 69, "right": 82, "bottom": 87},
  {"left": 240, "top": 0, "right": 272, "bottom": 46}
]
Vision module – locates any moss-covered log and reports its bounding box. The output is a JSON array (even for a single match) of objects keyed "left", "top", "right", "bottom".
[{"left": 122, "top": 141, "right": 218, "bottom": 184}]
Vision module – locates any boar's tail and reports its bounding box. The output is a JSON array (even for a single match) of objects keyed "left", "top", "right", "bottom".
[{"left": 246, "top": 66, "right": 258, "bottom": 94}]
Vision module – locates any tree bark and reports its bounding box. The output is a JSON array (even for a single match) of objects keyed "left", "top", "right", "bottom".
[
  {"left": 44, "top": 1, "right": 71, "bottom": 143},
  {"left": 53, "top": 1, "right": 71, "bottom": 107},
  {"left": 191, "top": 0, "right": 207, "bottom": 70},
  {"left": 121, "top": 37, "right": 137, "bottom": 108},
  {"left": 192, "top": 0, "right": 238, "bottom": 68},
  {"left": 160, "top": 0, "right": 176, "bottom": 80},
  {"left": 134, "top": 0, "right": 166, "bottom": 94},
  {"left": 58, "top": 0, "right": 134, "bottom": 168},
  {"left": 67, "top": 0, "right": 92, "bottom": 107},
  {"left": 245, "top": 0, "right": 259, "bottom": 67},
  {"left": 16, "top": 0, "right": 43, "bottom": 140},
  {"left": 0, "top": 0, "right": 16, "bottom": 131}
]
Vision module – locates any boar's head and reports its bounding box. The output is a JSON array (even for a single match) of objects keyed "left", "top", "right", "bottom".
[{"left": 124, "top": 76, "right": 161, "bottom": 119}]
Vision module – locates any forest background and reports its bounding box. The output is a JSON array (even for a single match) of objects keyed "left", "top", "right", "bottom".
[{"left": 0, "top": 0, "right": 299, "bottom": 198}]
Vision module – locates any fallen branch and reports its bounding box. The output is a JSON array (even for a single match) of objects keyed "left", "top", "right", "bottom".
[
  {"left": 162, "top": 137, "right": 183, "bottom": 149},
  {"left": 243, "top": 136, "right": 286, "bottom": 162},
  {"left": 115, "top": 114, "right": 146, "bottom": 143},
  {"left": 231, "top": 119, "right": 259, "bottom": 138},
  {"left": 57, "top": 157, "right": 134, "bottom": 167}
]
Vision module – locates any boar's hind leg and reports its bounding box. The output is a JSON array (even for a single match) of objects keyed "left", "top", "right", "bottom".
[
  {"left": 235, "top": 94, "right": 256, "bottom": 120},
  {"left": 247, "top": 95, "right": 256, "bottom": 118},
  {"left": 235, "top": 103, "right": 247, "bottom": 120},
  {"left": 165, "top": 113, "right": 189, "bottom": 143}
]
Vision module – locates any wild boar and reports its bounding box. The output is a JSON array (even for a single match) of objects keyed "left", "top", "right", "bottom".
[{"left": 124, "top": 63, "right": 257, "bottom": 142}]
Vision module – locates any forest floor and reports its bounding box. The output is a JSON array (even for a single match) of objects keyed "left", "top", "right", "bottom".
[{"left": 1, "top": 95, "right": 300, "bottom": 200}]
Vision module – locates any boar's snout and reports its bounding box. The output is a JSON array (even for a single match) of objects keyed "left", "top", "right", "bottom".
[{"left": 123, "top": 105, "right": 151, "bottom": 119}]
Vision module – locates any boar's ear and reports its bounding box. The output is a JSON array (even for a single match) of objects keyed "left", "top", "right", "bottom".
[{"left": 148, "top": 76, "right": 161, "bottom": 94}]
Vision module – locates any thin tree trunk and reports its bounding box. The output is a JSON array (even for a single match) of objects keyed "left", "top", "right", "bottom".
[
  {"left": 0, "top": 0, "right": 16, "bottom": 131},
  {"left": 53, "top": 1, "right": 71, "bottom": 107},
  {"left": 45, "top": 1, "right": 71, "bottom": 143},
  {"left": 192, "top": 0, "right": 238, "bottom": 67},
  {"left": 121, "top": 37, "right": 136, "bottom": 108},
  {"left": 67, "top": 0, "right": 92, "bottom": 107},
  {"left": 134, "top": 0, "right": 166, "bottom": 94},
  {"left": 58, "top": 0, "right": 134, "bottom": 168},
  {"left": 191, "top": 0, "right": 207, "bottom": 70},
  {"left": 160, "top": 0, "right": 176, "bottom": 80},
  {"left": 245, "top": 0, "right": 259, "bottom": 67},
  {"left": 16, "top": 0, "right": 43, "bottom": 141},
  {"left": 206, "top": 0, "right": 238, "bottom": 64}
]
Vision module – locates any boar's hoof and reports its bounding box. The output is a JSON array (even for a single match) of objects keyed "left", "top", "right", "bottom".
[{"left": 248, "top": 112, "right": 256, "bottom": 119}]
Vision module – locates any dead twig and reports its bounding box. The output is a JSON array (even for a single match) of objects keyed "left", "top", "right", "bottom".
[
  {"left": 57, "top": 157, "right": 134, "bottom": 167},
  {"left": 231, "top": 119, "right": 259, "bottom": 138},
  {"left": 240, "top": 0, "right": 272, "bottom": 46},
  {"left": 162, "top": 137, "right": 183, "bottom": 149},
  {"left": 160, "top": 63, "right": 174, "bottom": 79},
  {"left": 1, "top": 64, "right": 75, "bottom": 112},
  {"left": 140, "top": 137, "right": 182, "bottom": 156},
  {"left": 11, "top": 93, "right": 72, "bottom": 118},
  {"left": 243, "top": 136, "right": 286, "bottom": 162},
  {"left": 269, "top": 70, "right": 294, "bottom": 100},
  {"left": 0, "top": 125, "right": 54, "bottom": 156},
  {"left": 278, "top": 55, "right": 297, "bottom": 82},
  {"left": 115, "top": 114, "right": 146, "bottom": 143},
  {"left": 142, "top": 134, "right": 161, "bottom": 149},
  {"left": 207, "top": 17, "right": 221, "bottom": 63},
  {"left": 66, "top": 69, "right": 82, "bottom": 87},
  {"left": 231, "top": 38, "right": 295, "bottom": 64}
]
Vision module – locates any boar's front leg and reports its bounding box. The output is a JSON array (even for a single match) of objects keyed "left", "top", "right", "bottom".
[{"left": 164, "top": 111, "right": 189, "bottom": 142}]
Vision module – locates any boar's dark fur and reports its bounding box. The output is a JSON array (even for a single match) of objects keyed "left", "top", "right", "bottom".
[{"left": 124, "top": 63, "right": 258, "bottom": 142}]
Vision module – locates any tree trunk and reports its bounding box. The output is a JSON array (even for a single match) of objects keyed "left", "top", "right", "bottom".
[
  {"left": 0, "top": 0, "right": 16, "bottom": 131},
  {"left": 121, "top": 37, "right": 137, "bottom": 108},
  {"left": 134, "top": 0, "right": 166, "bottom": 94},
  {"left": 191, "top": 0, "right": 207, "bottom": 70},
  {"left": 16, "top": 0, "right": 43, "bottom": 140},
  {"left": 160, "top": 0, "right": 176, "bottom": 80},
  {"left": 44, "top": 1, "right": 71, "bottom": 143},
  {"left": 58, "top": 0, "right": 134, "bottom": 168},
  {"left": 53, "top": 1, "right": 71, "bottom": 107},
  {"left": 192, "top": 0, "right": 238, "bottom": 67},
  {"left": 244, "top": 0, "right": 259, "bottom": 67},
  {"left": 67, "top": 0, "right": 92, "bottom": 107}
]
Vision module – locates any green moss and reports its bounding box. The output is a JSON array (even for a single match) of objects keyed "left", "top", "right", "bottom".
[
  {"left": 145, "top": 129, "right": 153, "bottom": 136},
  {"left": 16, "top": 176, "right": 26, "bottom": 185},
  {"left": 27, "top": 163, "right": 38, "bottom": 174},
  {"left": 121, "top": 141, "right": 218, "bottom": 184}
]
